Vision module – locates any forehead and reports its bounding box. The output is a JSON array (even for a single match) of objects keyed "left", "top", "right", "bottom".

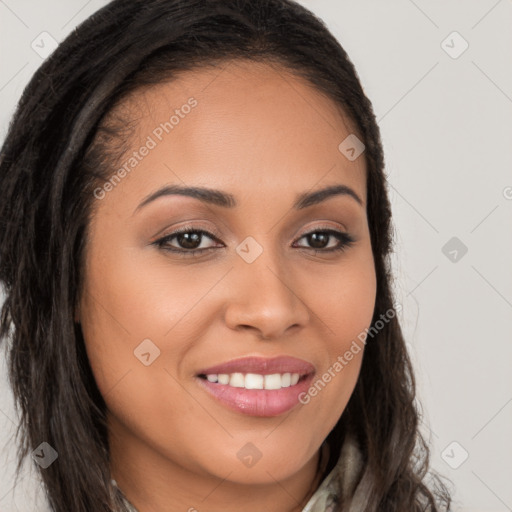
[{"left": 94, "top": 59, "right": 367, "bottom": 213}]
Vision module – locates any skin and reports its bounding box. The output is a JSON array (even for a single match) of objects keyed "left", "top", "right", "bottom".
[{"left": 77, "top": 59, "right": 376, "bottom": 512}]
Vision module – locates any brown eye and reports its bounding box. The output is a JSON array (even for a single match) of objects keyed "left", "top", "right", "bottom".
[
  {"left": 294, "top": 229, "right": 355, "bottom": 253},
  {"left": 153, "top": 226, "right": 355, "bottom": 257},
  {"left": 154, "top": 228, "right": 222, "bottom": 255}
]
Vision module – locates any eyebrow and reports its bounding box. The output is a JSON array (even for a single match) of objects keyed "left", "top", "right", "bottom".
[{"left": 133, "top": 183, "right": 363, "bottom": 214}]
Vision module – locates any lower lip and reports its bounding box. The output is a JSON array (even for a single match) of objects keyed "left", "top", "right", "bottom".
[{"left": 196, "top": 374, "right": 314, "bottom": 417}]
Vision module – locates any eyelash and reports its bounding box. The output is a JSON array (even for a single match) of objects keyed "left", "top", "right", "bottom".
[{"left": 152, "top": 225, "right": 355, "bottom": 258}]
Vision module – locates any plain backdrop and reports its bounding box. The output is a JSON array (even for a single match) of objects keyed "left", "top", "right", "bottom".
[{"left": 1, "top": 1, "right": 511, "bottom": 511}]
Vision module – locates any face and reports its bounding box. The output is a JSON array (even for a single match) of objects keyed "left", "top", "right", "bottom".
[{"left": 78, "top": 59, "right": 376, "bottom": 500}]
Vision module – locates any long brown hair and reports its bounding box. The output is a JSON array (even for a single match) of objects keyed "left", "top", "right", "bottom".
[{"left": 0, "top": 0, "right": 452, "bottom": 510}]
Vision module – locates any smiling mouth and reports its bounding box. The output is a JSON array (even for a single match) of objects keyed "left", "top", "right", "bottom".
[
  {"left": 197, "top": 372, "right": 309, "bottom": 390},
  {"left": 195, "top": 355, "right": 316, "bottom": 416},
  {"left": 195, "top": 371, "right": 315, "bottom": 417}
]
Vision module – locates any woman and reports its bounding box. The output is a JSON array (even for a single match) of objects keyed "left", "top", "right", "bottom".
[{"left": 0, "top": 0, "right": 452, "bottom": 511}]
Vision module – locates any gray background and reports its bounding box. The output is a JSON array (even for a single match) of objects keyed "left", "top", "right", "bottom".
[{"left": 1, "top": 0, "right": 511, "bottom": 510}]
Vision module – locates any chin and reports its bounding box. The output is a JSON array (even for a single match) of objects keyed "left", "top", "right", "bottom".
[{"left": 197, "top": 444, "right": 314, "bottom": 486}]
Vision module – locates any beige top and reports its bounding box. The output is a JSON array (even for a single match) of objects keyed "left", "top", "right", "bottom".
[{"left": 112, "top": 431, "right": 364, "bottom": 512}]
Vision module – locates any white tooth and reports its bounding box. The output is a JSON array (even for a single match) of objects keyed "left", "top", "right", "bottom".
[
  {"left": 230, "top": 372, "right": 245, "bottom": 387},
  {"left": 218, "top": 374, "right": 230, "bottom": 385},
  {"left": 206, "top": 374, "right": 218, "bottom": 383},
  {"left": 264, "top": 374, "right": 282, "bottom": 390},
  {"left": 245, "top": 373, "right": 264, "bottom": 389},
  {"left": 291, "top": 373, "right": 300, "bottom": 385},
  {"left": 281, "top": 373, "right": 291, "bottom": 387}
]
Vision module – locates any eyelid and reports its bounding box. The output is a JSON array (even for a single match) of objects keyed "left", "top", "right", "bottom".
[
  {"left": 298, "top": 222, "right": 348, "bottom": 237},
  {"left": 154, "top": 221, "right": 349, "bottom": 244},
  {"left": 151, "top": 222, "right": 223, "bottom": 244}
]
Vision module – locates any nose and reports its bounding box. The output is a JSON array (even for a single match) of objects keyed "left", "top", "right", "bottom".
[{"left": 223, "top": 247, "right": 310, "bottom": 341}]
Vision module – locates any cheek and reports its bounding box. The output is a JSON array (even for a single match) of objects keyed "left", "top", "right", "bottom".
[
  {"left": 79, "top": 244, "right": 206, "bottom": 354},
  {"left": 84, "top": 244, "right": 228, "bottom": 335},
  {"left": 299, "top": 243, "right": 376, "bottom": 424},
  {"left": 78, "top": 255, "right": 197, "bottom": 453},
  {"left": 308, "top": 241, "right": 377, "bottom": 348},
  {"left": 78, "top": 240, "right": 229, "bottom": 420}
]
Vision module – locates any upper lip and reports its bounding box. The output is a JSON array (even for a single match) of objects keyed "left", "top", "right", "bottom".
[{"left": 197, "top": 356, "right": 315, "bottom": 376}]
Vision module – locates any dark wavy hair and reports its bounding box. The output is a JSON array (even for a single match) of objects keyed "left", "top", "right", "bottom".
[{"left": 0, "top": 0, "right": 452, "bottom": 510}]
